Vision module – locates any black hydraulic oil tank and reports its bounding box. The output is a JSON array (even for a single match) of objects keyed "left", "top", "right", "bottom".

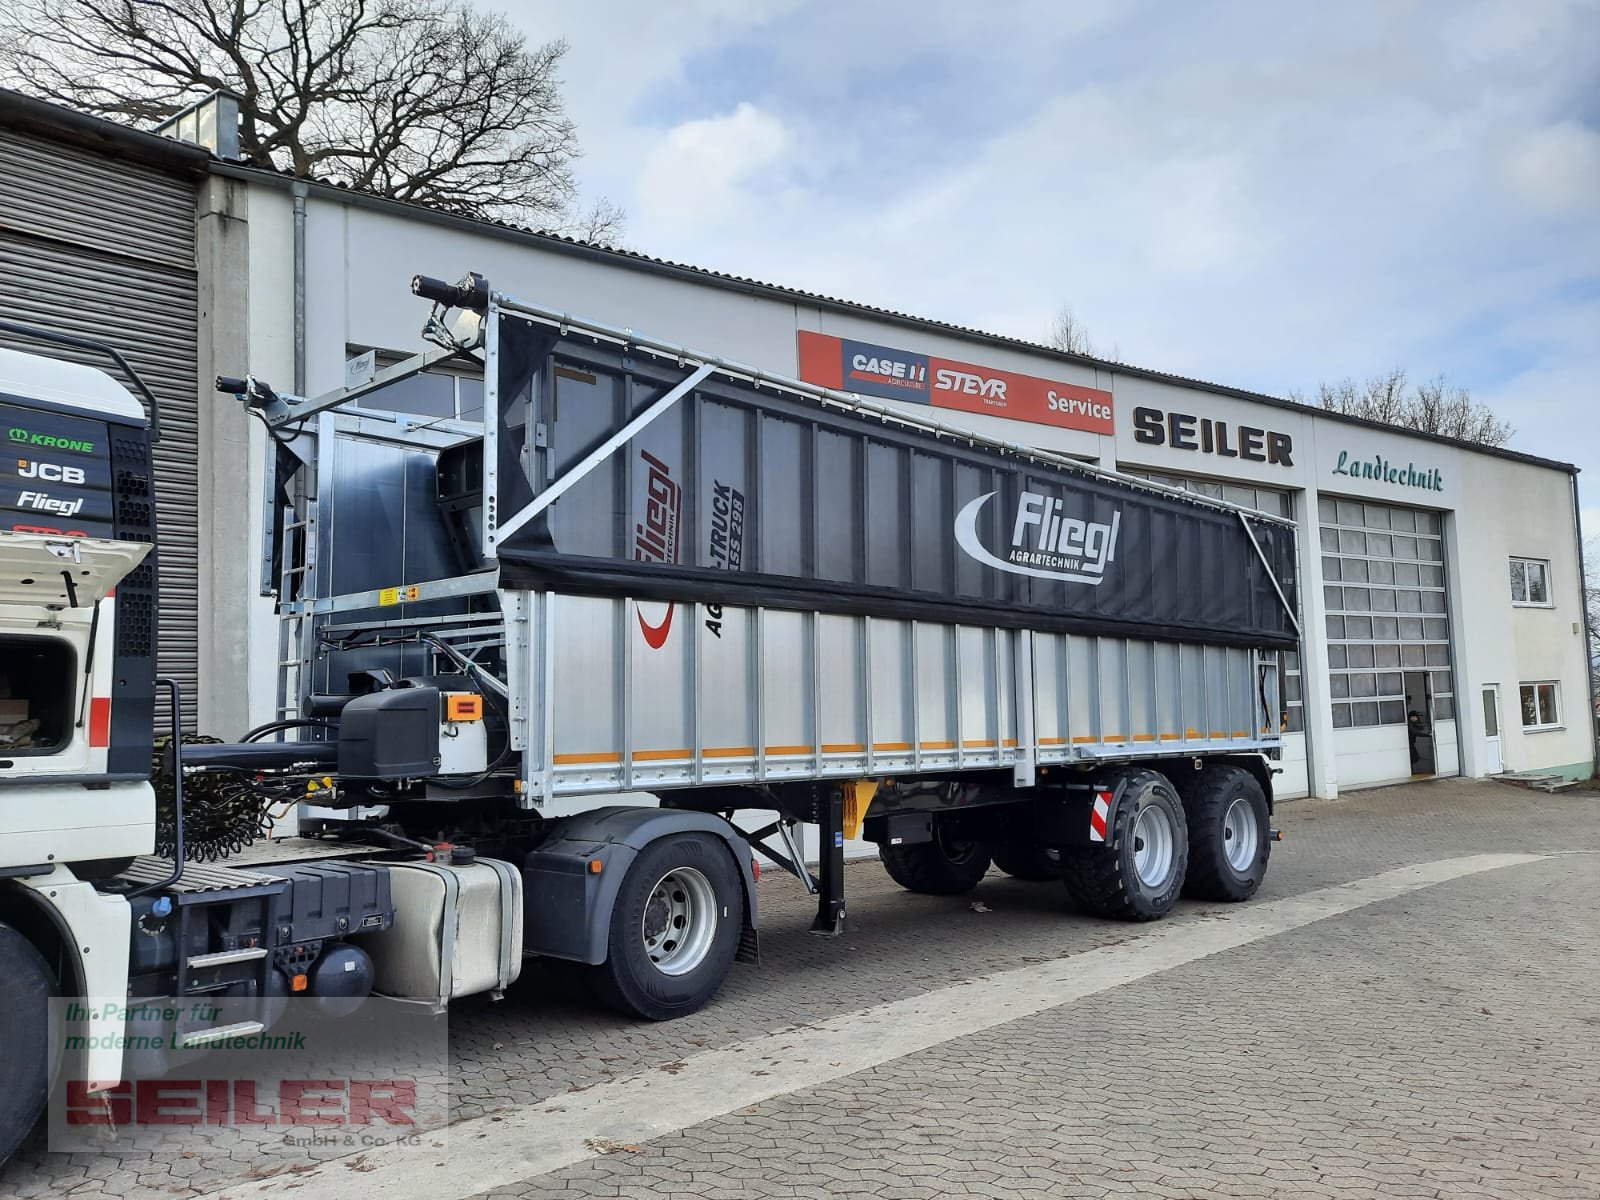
[{"left": 337, "top": 686, "right": 441, "bottom": 778}]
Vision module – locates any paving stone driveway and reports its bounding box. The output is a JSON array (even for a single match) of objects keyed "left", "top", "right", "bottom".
[{"left": 2, "top": 777, "right": 1596, "bottom": 1199}]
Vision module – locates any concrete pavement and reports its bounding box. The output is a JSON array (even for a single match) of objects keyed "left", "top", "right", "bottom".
[{"left": 3, "top": 777, "right": 1597, "bottom": 1199}]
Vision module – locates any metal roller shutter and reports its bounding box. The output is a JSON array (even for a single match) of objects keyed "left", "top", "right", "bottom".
[{"left": 0, "top": 124, "right": 201, "bottom": 727}]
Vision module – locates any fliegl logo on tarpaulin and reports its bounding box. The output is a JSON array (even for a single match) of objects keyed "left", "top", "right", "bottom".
[
  {"left": 633, "top": 448, "right": 683, "bottom": 649},
  {"left": 955, "top": 490, "right": 1121, "bottom": 584}
]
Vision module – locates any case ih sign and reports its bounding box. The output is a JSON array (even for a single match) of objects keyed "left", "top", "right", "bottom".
[{"left": 797, "top": 331, "right": 1114, "bottom": 435}]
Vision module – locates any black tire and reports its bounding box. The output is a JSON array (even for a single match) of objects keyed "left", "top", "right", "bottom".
[
  {"left": 991, "top": 845, "right": 1065, "bottom": 881},
  {"left": 589, "top": 834, "right": 743, "bottom": 1021},
  {"left": 880, "top": 824, "right": 991, "bottom": 894},
  {"left": 0, "top": 923, "right": 53, "bottom": 1167},
  {"left": 1181, "top": 766, "right": 1271, "bottom": 901},
  {"left": 1060, "top": 770, "right": 1188, "bottom": 921}
]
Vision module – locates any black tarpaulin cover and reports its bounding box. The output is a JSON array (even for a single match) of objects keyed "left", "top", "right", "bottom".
[{"left": 491, "top": 318, "right": 1298, "bottom": 650}]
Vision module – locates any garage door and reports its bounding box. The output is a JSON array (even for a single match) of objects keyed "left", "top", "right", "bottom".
[
  {"left": 1317, "top": 496, "right": 1458, "bottom": 784},
  {"left": 0, "top": 124, "right": 201, "bottom": 727}
]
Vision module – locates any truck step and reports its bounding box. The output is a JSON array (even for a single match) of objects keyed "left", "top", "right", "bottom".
[
  {"left": 178, "top": 1021, "right": 266, "bottom": 1048},
  {"left": 187, "top": 947, "right": 269, "bottom": 968}
]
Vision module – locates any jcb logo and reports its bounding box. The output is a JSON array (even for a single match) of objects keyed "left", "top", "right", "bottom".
[{"left": 17, "top": 459, "right": 85, "bottom": 484}]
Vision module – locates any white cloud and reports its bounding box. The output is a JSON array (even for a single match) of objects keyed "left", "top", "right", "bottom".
[
  {"left": 635, "top": 103, "right": 791, "bottom": 231},
  {"left": 501, "top": 0, "right": 1600, "bottom": 509},
  {"left": 1502, "top": 121, "right": 1600, "bottom": 215}
]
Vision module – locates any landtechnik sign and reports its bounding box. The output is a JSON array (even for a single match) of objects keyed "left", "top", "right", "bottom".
[
  {"left": 1329, "top": 448, "right": 1445, "bottom": 493},
  {"left": 797, "top": 331, "right": 1114, "bottom": 434}
]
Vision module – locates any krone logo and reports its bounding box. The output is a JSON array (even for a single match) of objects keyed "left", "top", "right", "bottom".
[
  {"left": 954, "top": 490, "right": 1120, "bottom": 584},
  {"left": 8, "top": 428, "right": 26, "bottom": 443}
]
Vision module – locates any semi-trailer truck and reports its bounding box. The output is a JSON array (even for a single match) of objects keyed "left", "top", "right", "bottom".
[{"left": 0, "top": 273, "right": 1299, "bottom": 1162}]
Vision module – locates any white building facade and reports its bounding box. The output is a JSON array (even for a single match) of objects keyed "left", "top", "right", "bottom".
[{"left": 197, "top": 163, "right": 1594, "bottom": 799}]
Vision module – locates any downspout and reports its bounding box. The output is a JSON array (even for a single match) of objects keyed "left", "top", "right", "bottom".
[
  {"left": 258, "top": 179, "right": 310, "bottom": 598},
  {"left": 291, "top": 180, "right": 308, "bottom": 393},
  {"left": 1573, "top": 473, "right": 1597, "bottom": 778}
]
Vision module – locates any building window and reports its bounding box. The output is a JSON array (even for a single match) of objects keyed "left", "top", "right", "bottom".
[
  {"left": 1318, "top": 497, "right": 1453, "bottom": 729},
  {"left": 1518, "top": 682, "right": 1561, "bottom": 731},
  {"left": 1118, "top": 469, "right": 1292, "bottom": 518},
  {"left": 350, "top": 347, "right": 485, "bottom": 422},
  {"left": 1508, "top": 558, "right": 1551, "bottom": 606}
]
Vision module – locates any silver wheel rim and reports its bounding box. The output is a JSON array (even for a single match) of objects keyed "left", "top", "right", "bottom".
[
  {"left": 641, "top": 866, "right": 718, "bottom": 977},
  {"left": 1131, "top": 802, "right": 1176, "bottom": 890},
  {"left": 1222, "top": 797, "right": 1259, "bottom": 872}
]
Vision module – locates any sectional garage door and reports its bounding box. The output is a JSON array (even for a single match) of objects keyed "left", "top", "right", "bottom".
[{"left": 0, "top": 122, "right": 201, "bottom": 726}]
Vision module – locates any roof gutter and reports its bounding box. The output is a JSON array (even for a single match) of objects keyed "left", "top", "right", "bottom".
[{"left": 0, "top": 87, "right": 210, "bottom": 174}]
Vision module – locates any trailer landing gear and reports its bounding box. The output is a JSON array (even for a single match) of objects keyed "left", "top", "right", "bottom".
[{"left": 809, "top": 786, "right": 846, "bottom": 937}]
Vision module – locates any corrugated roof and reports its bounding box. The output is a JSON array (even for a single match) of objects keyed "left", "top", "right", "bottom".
[{"left": 223, "top": 159, "right": 1576, "bottom": 476}]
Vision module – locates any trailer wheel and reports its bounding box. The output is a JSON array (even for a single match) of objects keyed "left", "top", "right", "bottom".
[
  {"left": 0, "top": 923, "right": 53, "bottom": 1166},
  {"left": 591, "top": 834, "right": 743, "bottom": 1021},
  {"left": 1060, "top": 770, "right": 1187, "bottom": 921},
  {"left": 991, "top": 845, "right": 1065, "bottom": 881},
  {"left": 880, "top": 824, "right": 991, "bottom": 895},
  {"left": 1181, "top": 766, "right": 1270, "bottom": 901}
]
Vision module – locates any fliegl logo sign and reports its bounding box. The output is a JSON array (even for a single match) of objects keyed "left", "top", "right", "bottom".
[
  {"left": 632, "top": 449, "right": 682, "bottom": 649},
  {"left": 954, "top": 490, "right": 1121, "bottom": 584}
]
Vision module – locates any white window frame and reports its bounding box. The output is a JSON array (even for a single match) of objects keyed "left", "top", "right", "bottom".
[
  {"left": 1508, "top": 557, "right": 1553, "bottom": 607},
  {"left": 1518, "top": 681, "right": 1561, "bottom": 732}
]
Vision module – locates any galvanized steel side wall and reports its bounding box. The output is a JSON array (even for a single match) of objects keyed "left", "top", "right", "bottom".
[{"left": 518, "top": 591, "right": 1274, "bottom": 800}]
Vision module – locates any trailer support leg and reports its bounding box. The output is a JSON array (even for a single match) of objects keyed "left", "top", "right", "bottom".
[{"left": 809, "top": 786, "right": 846, "bottom": 936}]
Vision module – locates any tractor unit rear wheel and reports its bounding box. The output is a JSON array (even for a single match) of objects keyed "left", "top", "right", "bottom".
[
  {"left": 0, "top": 922, "right": 54, "bottom": 1166},
  {"left": 590, "top": 834, "right": 744, "bottom": 1021}
]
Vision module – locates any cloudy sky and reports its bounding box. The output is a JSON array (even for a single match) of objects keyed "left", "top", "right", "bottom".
[{"left": 513, "top": 0, "right": 1599, "bottom": 532}]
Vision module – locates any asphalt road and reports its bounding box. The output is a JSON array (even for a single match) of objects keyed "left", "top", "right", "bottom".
[{"left": 3, "top": 776, "right": 1597, "bottom": 1200}]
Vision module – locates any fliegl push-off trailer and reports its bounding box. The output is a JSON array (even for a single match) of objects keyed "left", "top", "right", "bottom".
[{"left": 0, "top": 274, "right": 1298, "bottom": 1160}]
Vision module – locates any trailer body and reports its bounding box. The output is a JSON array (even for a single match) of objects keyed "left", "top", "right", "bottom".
[
  {"left": 295, "top": 301, "right": 1294, "bottom": 808},
  {"left": 0, "top": 279, "right": 1298, "bottom": 1162}
]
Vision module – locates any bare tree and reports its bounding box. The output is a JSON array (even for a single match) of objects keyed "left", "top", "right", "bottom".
[
  {"left": 1049, "top": 306, "right": 1094, "bottom": 355},
  {"left": 1048, "top": 304, "right": 1119, "bottom": 361},
  {"left": 0, "top": 0, "right": 624, "bottom": 235},
  {"left": 1290, "top": 369, "right": 1514, "bottom": 447},
  {"left": 561, "top": 197, "right": 627, "bottom": 247}
]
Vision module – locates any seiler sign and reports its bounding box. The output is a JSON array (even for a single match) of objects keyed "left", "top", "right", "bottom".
[
  {"left": 1130, "top": 406, "right": 1295, "bottom": 467},
  {"left": 797, "top": 331, "right": 1114, "bottom": 434}
]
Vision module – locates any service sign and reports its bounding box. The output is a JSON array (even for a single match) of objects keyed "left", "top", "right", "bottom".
[
  {"left": 797, "top": 331, "right": 1114, "bottom": 434},
  {"left": 0, "top": 399, "right": 116, "bottom": 538}
]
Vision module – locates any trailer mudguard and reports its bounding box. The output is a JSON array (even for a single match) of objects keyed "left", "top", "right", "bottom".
[
  {"left": 1040, "top": 755, "right": 1274, "bottom": 849},
  {"left": 1033, "top": 770, "right": 1152, "bottom": 849},
  {"left": 522, "top": 806, "right": 758, "bottom": 966}
]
